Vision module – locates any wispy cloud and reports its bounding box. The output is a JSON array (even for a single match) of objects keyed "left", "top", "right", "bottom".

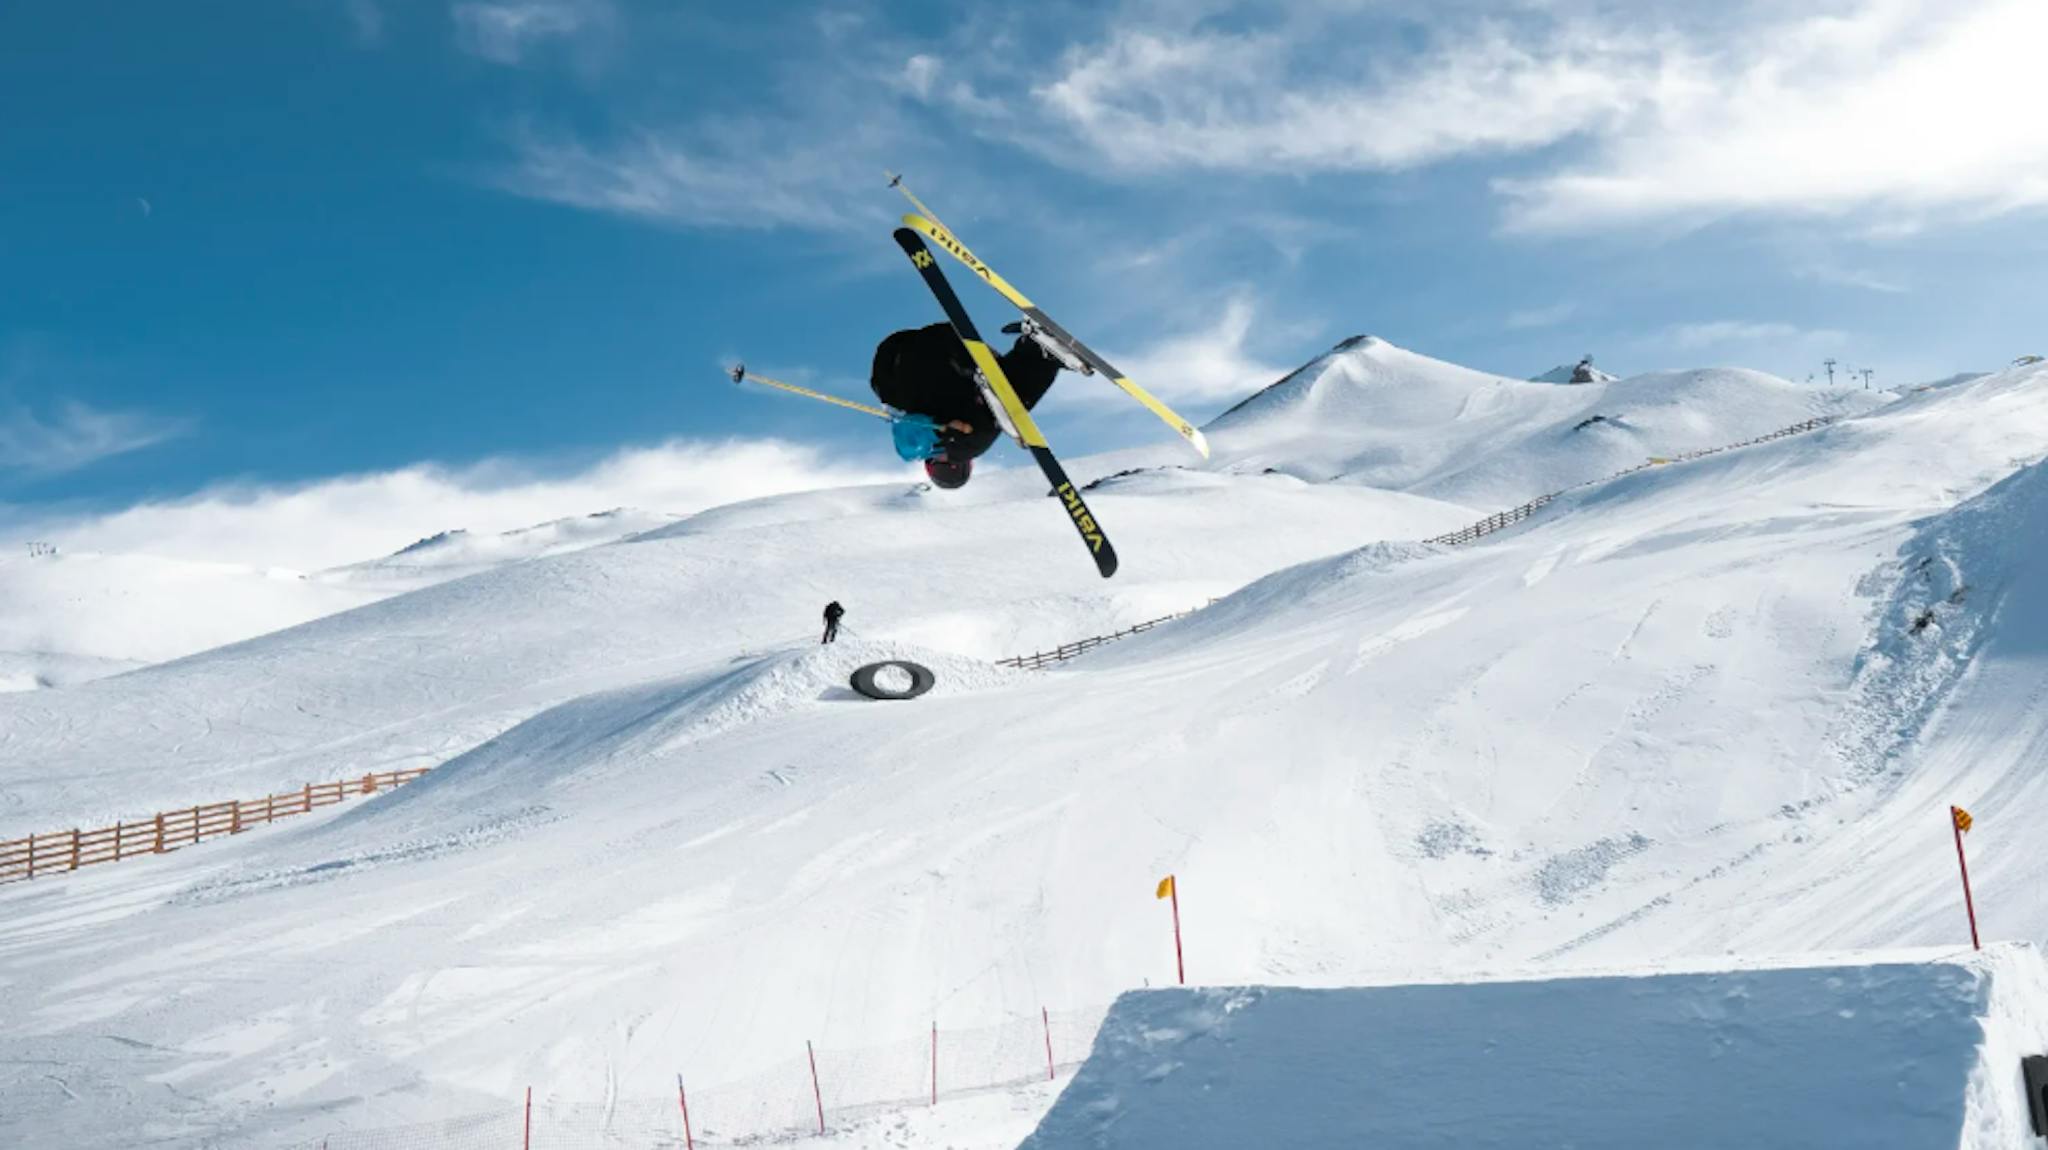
[
  {"left": 489, "top": 14, "right": 917, "bottom": 234},
  {"left": 0, "top": 401, "right": 188, "bottom": 476},
  {"left": 1076, "top": 294, "right": 1290, "bottom": 406},
  {"left": 452, "top": 0, "right": 611, "bottom": 65},
  {"left": 900, "top": 54, "right": 942, "bottom": 100},
  {"left": 966, "top": 1, "right": 2046, "bottom": 236},
  {"left": 498, "top": 123, "right": 893, "bottom": 231},
  {"left": 1665, "top": 321, "right": 1848, "bottom": 351},
  {"left": 343, "top": 0, "right": 384, "bottom": 44},
  {"left": 1507, "top": 302, "right": 1577, "bottom": 331},
  {"left": 13, "top": 438, "right": 905, "bottom": 571},
  {"left": 1497, "top": 0, "right": 2048, "bottom": 232},
  {"left": 1031, "top": 23, "right": 1646, "bottom": 175},
  {"left": 1796, "top": 263, "right": 1908, "bottom": 294}
]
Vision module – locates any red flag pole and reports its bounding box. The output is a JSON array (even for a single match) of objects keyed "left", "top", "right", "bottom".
[
  {"left": 807, "top": 1040, "right": 825, "bottom": 1135},
  {"left": 1042, "top": 1006, "right": 1056, "bottom": 1081},
  {"left": 930, "top": 1020, "right": 938, "bottom": 1107},
  {"left": 1170, "top": 882, "right": 1185, "bottom": 985},
  {"left": 676, "top": 1074, "right": 694, "bottom": 1150},
  {"left": 523, "top": 1086, "right": 532, "bottom": 1150},
  {"left": 1951, "top": 806, "right": 1980, "bottom": 950}
]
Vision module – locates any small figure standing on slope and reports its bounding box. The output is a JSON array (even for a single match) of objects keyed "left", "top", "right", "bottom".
[
  {"left": 870, "top": 323, "right": 1065, "bottom": 489},
  {"left": 821, "top": 600, "right": 845, "bottom": 645}
]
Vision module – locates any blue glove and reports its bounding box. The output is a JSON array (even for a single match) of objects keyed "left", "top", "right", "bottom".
[{"left": 892, "top": 414, "right": 943, "bottom": 461}]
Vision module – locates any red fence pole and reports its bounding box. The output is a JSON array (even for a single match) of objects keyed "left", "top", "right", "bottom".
[
  {"left": 676, "top": 1074, "right": 693, "bottom": 1150},
  {"left": 1042, "top": 1007, "right": 1055, "bottom": 1081},
  {"left": 523, "top": 1086, "right": 532, "bottom": 1150},
  {"left": 1951, "top": 805, "right": 1980, "bottom": 950},
  {"left": 807, "top": 1040, "right": 825, "bottom": 1135}
]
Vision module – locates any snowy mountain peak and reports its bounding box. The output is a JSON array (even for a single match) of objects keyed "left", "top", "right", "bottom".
[
  {"left": 1532, "top": 358, "right": 1621, "bottom": 384},
  {"left": 392, "top": 528, "right": 471, "bottom": 556},
  {"left": 1200, "top": 337, "right": 1887, "bottom": 507}
]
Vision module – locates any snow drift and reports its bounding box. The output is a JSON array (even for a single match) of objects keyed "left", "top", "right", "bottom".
[{"left": 1025, "top": 945, "right": 2048, "bottom": 1150}]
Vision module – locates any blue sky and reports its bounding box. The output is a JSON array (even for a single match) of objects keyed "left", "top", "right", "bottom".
[{"left": 3, "top": 0, "right": 2043, "bottom": 565}]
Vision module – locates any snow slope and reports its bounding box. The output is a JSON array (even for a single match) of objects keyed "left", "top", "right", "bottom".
[
  {"left": 315, "top": 507, "right": 678, "bottom": 593},
  {"left": 1205, "top": 336, "right": 1885, "bottom": 507},
  {"left": 1026, "top": 945, "right": 2048, "bottom": 1150},
  {"left": 3, "top": 354, "right": 2047, "bottom": 1149},
  {"left": 0, "top": 510, "right": 679, "bottom": 693},
  {"left": 0, "top": 551, "right": 382, "bottom": 692},
  {"left": 0, "top": 469, "right": 1468, "bottom": 829}
]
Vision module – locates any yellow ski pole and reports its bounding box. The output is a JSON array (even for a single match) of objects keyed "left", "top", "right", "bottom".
[
  {"left": 729, "top": 363, "right": 892, "bottom": 421},
  {"left": 885, "top": 170, "right": 953, "bottom": 234}
]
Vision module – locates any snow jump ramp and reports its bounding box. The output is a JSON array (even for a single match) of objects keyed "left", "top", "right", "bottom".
[{"left": 1022, "top": 945, "right": 2048, "bottom": 1149}]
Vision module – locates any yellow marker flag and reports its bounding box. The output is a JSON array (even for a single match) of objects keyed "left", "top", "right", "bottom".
[
  {"left": 1156, "top": 875, "right": 1175, "bottom": 900},
  {"left": 1953, "top": 806, "right": 1973, "bottom": 833}
]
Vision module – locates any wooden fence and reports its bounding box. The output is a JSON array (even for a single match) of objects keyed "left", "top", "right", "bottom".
[
  {"left": 1002, "top": 414, "right": 1842, "bottom": 669},
  {"left": 995, "top": 611, "right": 1192, "bottom": 672},
  {"left": 0, "top": 768, "right": 431, "bottom": 886},
  {"left": 1424, "top": 493, "right": 1558, "bottom": 547}
]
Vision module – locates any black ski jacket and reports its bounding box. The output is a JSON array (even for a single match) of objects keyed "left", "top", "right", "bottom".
[{"left": 869, "top": 324, "right": 1060, "bottom": 463}]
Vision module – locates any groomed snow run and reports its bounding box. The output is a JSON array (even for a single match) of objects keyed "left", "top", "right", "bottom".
[
  {"left": 1025, "top": 944, "right": 2048, "bottom": 1150},
  {"left": 2, "top": 340, "right": 2046, "bottom": 1148}
]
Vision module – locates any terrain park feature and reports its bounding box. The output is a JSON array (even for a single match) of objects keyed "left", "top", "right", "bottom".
[{"left": 848, "top": 660, "right": 937, "bottom": 701}]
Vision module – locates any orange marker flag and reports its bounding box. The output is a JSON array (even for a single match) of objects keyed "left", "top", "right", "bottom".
[
  {"left": 1156, "top": 874, "right": 1183, "bottom": 984},
  {"left": 1950, "top": 805, "right": 1980, "bottom": 950}
]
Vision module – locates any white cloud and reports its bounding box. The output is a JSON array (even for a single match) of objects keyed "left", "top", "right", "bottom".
[
  {"left": 499, "top": 127, "right": 876, "bottom": 230},
  {"left": 344, "top": 0, "right": 384, "bottom": 44},
  {"left": 901, "top": 54, "right": 942, "bottom": 100},
  {"left": 1004, "top": 1, "right": 2047, "bottom": 234},
  {"left": 452, "top": 0, "right": 608, "bottom": 64},
  {"left": 0, "top": 401, "right": 188, "bottom": 476},
  {"left": 1074, "top": 295, "right": 1289, "bottom": 406},
  {"left": 1497, "top": 0, "right": 2048, "bottom": 232},
  {"left": 1797, "top": 263, "right": 1907, "bottom": 294},
  {"left": 11, "top": 439, "right": 905, "bottom": 572},
  {"left": 1033, "top": 24, "right": 1647, "bottom": 175},
  {"left": 1507, "top": 302, "right": 1578, "bottom": 330},
  {"left": 1666, "top": 321, "right": 1847, "bottom": 350}
]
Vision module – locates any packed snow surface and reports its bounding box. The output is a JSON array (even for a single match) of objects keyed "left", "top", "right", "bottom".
[
  {"left": 0, "top": 551, "right": 381, "bottom": 692},
  {"left": 2, "top": 341, "right": 2045, "bottom": 1149},
  {"left": 0, "top": 509, "right": 676, "bottom": 692},
  {"left": 1025, "top": 945, "right": 2048, "bottom": 1150},
  {"left": 317, "top": 507, "right": 678, "bottom": 593}
]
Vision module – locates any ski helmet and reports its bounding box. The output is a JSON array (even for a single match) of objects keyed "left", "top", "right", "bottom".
[{"left": 924, "top": 456, "right": 972, "bottom": 489}]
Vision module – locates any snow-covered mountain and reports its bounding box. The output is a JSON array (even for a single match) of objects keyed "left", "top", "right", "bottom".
[
  {"left": 315, "top": 506, "right": 679, "bottom": 592},
  {"left": 1530, "top": 359, "right": 1621, "bottom": 384},
  {"left": 0, "top": 551, "right": 382, "bottom": 692},
  {"left": 3, "top": 343, "right": 2045, "bottom": 1150},
  {"left": 0, "top": 509, "right": 680, "bottom": 693},
  {"left": 1204, "top": 335, "right": 1885, "bottom": 507}
]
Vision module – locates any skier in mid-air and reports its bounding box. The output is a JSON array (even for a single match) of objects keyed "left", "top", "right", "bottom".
[{"left": 869, "top": 323, "right": 1063, "bottom": 489}]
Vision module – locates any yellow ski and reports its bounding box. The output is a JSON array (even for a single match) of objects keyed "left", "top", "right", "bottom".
[
  {"left": 891, "top": 203, "right": 1210, "bottom": 460},
  {"left": 894, "top": 227, "right": 1117, "bottom": 577}
]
